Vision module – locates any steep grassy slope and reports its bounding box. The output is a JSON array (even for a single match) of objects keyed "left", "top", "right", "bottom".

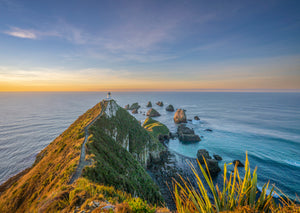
[{"left": 0, "top": 100, "right": 165, "bottom": 212}]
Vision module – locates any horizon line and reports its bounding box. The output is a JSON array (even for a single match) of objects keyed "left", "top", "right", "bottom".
[{"left": 1, "top": 89, "right": 300, "bottom": 93}]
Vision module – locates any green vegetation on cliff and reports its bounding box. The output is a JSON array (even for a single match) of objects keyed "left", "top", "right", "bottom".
[{"left": 142, "top": 117, "right": 169, "bottom": 139}]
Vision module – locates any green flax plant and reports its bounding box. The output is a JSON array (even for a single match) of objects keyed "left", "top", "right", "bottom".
[{"left": 173, "top": 152, "right": 284, "bottom": 213}]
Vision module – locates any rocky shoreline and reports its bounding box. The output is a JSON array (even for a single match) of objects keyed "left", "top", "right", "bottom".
[{"left": 147, "top": 143, "right": 221, "bottom": 211}]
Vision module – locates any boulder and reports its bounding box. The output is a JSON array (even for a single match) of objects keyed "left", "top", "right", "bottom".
[
  {"left": 197, "top": 149, "right": 212, "bottom": 164},
  {"left": 147, "top": 101, "right": 152, "bottom": 107},
  {"left": 166, "top": 104, "right": 174, "bottom": 112},
  {"left": 129, "top": 102, "right": 140, "bottom": 110},
  {"left": 204, "top": 129, "right": 213, "bottom": 132},
  {"left": 179, "top": 134, "right": 201, "bottom": 143},
  {"left": 146, "top": 108, "right": 161, "bottom": 117},
  {"left": 124, "top": 104, "right": 129, "bottom": 110},
  {"left": 177, "top": 124, "right": 194, "bottom": 135},
  {"left": 177, "top": 125, "right": 200, "bottom": 143},
  {"left": 213, "top": 154, "right": 222, "bottom": 161},
  {"left": 233, "top": 160, "right": 244, "bottom": 167},
  {"left": 206, "top": 159, "right": 221, "bottom": 177},
  {"left": 194, "top": 116, "right": 200, "bottom": 120},
  {"left": 156, "top": 101, "right": 164, "bottom": 107},
  {"left": 131, "top": 109, "right": 138, "bottom": 114},
  {"left": 174, "top": 109, "right": 187, "bottom": 124}
]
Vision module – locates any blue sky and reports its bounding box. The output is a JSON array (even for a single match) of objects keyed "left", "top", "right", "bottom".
[{"left": 0, "top": 0, "right": 299, "bottom": 91}]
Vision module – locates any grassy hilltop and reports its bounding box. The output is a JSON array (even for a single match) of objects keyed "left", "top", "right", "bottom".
[{"left": 0, "top": 100, "right": 166, "bottom": 212}]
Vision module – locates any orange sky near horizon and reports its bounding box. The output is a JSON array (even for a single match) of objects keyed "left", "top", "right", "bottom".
[{"left": 1, "top": 74, "right": 300, "bottom": 92}]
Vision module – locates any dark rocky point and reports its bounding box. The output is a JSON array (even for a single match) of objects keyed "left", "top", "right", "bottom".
[
  {"left": 166, "top": 104, "right": 174, "bottom": 112},
  {"left": 177, "top": 124, "right": 194, "bottom": 135},
  {"left": 206, "top": 159, "right": 221, "bottom": 176},
  {"left": 204, "top": 128, "right": 213, "bottom": 132},
  {"left": 197, "top": 149, "right": 212, "bottom": 164},
  {"left": 213, "top": 154, "right": 222, "bottom": 161},
  {"left": 194, "top": 116, "right": 200, "bottom": 120},
  {"left": 233, "top": 160, "right": 244, "bottom": 167},
  {"left": 146, "top": 108, "right": 161, "bottom": 117},
  {"left": 158, "top": 134, "right": 169, "bottom": 143},
  {"left": 147, "top": 101, "right": 152, "bottom": 107},
  {"left": 177, "top": 124, "right": 200, "bottom": 143},
  {"left": 174, "top": 109, "right": 187, "bottom": 124},
  {"left": 156, "top": 101, "right": 164, "bottom": 107}
]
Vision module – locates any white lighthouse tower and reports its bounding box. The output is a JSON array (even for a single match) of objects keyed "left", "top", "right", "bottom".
[{"left": 106, "top": 92, "right": 111, "bottom": 100}]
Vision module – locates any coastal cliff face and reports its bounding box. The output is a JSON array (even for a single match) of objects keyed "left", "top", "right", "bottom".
[
  {"left": 0, "top": 100, "right": 165, "bottom": 212},
  {"left": 95, "top": 100, "right": 165, "bottom": 166}
]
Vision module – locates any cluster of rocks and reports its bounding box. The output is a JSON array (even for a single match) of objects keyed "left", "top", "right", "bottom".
[
  {"left": 146, "top": 108, "right": 161, "bottom": 117},
  {"left": 156, "top": 101, "right": 164, "bottom": 106},
  {"left": 177, "top": 124, "right": 201, "bottom": 143},
  {"left": 125, "top": 102, "right": 141, "bottom": 114},
  {"left": 196, "top": 149, "right": 221, "bottom": 177}
]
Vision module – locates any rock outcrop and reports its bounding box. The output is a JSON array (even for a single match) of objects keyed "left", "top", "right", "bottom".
[
  {"left": 174, "top": 109, "right": 187, "bottom": 124},
  {"left": 147, "top": 101, "right": 152, "bottom": 107},
  {"left": 146, "top": 108, "right": 161, "bottom": 117},
  {"left": 129, "top": 102, "right": 140, "bottom": 110},
  {"left": 206, "top": 159, "right": 221, "bottom": 176},
  {"left": 233, "top": 160, "right": 244, "bottom": 167},
  {"left": 204, "top": 129, "right": 213, "bottom": 132},
  {"left": 166, "top": 104, "right": 174, "bottom": 112},
  {"left": 177, "top": 125, "right": 201, "bottom": 143},
  {"left": 213, "top": 154, "right": 222, "bottom": 161},
  {"left": 124, "top": 104, "right": 129, "bottom": 110},
  {"left": 177, "top": 125, "right": 194, "bottom": 135},
  {"left": 156, "top": 101, "right": 164, "bottom": 107},
  {"left": 197, "top": 149, "right": 212, "bottom": 164},
  {"left": 132, "top": 109, "right": 138, "bottom": 114},
  {"left": 194, "top": 116, "right": 200, "bottom": 120},
  {"left": 197, "top": 149, "right": 220, "bottom": 177}
]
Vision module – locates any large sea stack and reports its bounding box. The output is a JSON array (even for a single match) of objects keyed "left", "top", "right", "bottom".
[{"left": 174, "top": 109, "right": 187, "bottom": 123}]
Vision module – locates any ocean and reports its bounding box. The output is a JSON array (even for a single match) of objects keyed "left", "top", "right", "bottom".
[{"left": 0, "top": 92, "right": 299, "bottom": 199}]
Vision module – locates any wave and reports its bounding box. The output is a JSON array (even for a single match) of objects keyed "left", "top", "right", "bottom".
[{"left": 284, "top": 160, "right": 300, "bottom": 168}]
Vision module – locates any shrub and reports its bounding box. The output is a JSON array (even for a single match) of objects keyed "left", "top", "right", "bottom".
[{"left": 126, "top": 197, "right": 155, "bottom": 213}]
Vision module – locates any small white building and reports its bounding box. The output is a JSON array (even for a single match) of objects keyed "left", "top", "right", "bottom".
[{"left": 106, "top": 92, "right": 111, "bottom": 100}]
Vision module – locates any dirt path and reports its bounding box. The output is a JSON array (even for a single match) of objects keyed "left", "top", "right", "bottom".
[{"left": 69, "top": 102, "right": 106, "bottom": 184}]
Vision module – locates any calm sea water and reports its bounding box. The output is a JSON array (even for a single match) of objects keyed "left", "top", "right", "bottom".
[{"left": 0, "top": 92, "right": 299, "bottom": 199}]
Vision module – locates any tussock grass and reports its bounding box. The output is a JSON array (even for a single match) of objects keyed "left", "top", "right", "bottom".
[{"left": 173, "top": 152, "right": 299, "bottom": 213}]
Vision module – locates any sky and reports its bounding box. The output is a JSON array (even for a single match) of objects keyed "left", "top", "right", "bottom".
[{"left": 0, "top": 0, "right": 299, "bottom": 92}]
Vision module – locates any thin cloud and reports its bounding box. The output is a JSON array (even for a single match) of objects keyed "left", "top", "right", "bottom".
[{"left": 4, "top": 27, "right": 37, "bottom": 39}]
